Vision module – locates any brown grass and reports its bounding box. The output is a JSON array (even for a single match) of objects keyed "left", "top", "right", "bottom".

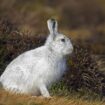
[{"left": 0, "top": 89, "right": 104, "bottom": 105}]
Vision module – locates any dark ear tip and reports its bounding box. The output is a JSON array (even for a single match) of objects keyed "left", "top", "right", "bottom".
[{"left": 50, "top": 18, "right": 56, "bottom": 22}]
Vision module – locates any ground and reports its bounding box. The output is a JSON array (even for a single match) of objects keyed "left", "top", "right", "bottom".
[{"left": 0, "top": 89, "right": 105, "bottom": 105}]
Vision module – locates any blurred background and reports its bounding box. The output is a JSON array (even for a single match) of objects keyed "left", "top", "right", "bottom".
[
  {"left": 0, "top": 0, "right": 105, "bottom": 99},
  {"left": 0, "top": 0, "right": 105, "bottom": 54}
]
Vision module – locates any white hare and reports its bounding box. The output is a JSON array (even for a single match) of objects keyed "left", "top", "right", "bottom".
[{"left": 0, "top": 19, "right": 73, "bottom": 97}]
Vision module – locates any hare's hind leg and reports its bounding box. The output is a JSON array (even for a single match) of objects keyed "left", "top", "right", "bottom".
[{"left": 39, "top": 84, "right": 51, "bottom": 98}]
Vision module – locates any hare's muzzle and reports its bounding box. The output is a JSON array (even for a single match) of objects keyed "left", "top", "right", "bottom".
[{"left": 67, "top": 44, "right": 73, "bottom": 55}]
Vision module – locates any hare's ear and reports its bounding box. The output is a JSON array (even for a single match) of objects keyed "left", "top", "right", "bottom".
[{"left": 47, "top": 19, "right": 58, "bottom": 35}]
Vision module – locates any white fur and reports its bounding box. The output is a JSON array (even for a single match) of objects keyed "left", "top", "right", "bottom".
[{"left": 0, "top": 19, "right": 73, "bottom": 97}]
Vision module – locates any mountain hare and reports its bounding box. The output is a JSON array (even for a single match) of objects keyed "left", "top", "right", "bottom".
[{"left": 0, "top": 19, "right": 73, "bottom": 97}]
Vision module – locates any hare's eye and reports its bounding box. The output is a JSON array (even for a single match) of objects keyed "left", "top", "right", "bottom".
[{"left": 61, "top": 38, "right": 65, "bottom": 42}]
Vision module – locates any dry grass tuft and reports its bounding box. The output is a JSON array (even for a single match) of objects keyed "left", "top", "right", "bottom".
[{"left": 0, "top": 89, "right": 105, "bottom": 105}]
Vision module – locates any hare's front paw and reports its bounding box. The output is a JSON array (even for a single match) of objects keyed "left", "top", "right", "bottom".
[{"left": 39, "top": 84, "right": 51, "bottom": 98}]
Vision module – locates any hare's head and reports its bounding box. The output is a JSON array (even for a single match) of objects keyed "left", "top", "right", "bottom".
[{"left": 45, "top": 19, "right": 73, "bottom": 56}]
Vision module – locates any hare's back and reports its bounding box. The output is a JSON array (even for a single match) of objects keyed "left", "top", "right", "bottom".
[
  {"left": 7, "top": 46, "right": 46, "bottom": 68},
  {"left": 0, "top": 46, "right": 47, "bottom": 82}
]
